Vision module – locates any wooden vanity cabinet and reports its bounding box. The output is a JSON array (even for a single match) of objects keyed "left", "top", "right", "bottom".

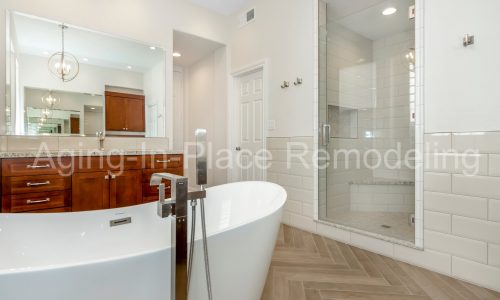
[
  {"left": 72, "top": 172, "right": 110, "bottom": 212},
  {"left": 109, "top": 170, "right": 142, "bottom": 208},
  {"left": 1, "top": 157, "right": 73, "bottom": 213},
  {"left": 0, "top": 154, "right": 183, "bottom": 213}
]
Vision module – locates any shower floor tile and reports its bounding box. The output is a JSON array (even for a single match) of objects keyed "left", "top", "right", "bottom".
[{"left": 326, "top": 211, "right": 415, "bottom": 243}]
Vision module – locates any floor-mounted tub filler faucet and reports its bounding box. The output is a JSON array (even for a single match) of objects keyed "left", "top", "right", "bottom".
[{"left": 150, "top": 129, "right": 212, "bottom": 300}]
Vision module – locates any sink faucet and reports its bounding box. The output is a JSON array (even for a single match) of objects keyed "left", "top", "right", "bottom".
[{"left": 96, "top": 131, "right": 105, "bottom": 151}]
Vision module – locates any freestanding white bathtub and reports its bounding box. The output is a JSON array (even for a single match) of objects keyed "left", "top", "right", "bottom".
[{"left": 0, "top": 181, "right": 286, "bottom": 300}]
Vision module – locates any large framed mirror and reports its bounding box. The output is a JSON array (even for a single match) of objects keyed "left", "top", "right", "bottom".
[{"left": 5, "top": 11, "right": 167, "bottom": 137}]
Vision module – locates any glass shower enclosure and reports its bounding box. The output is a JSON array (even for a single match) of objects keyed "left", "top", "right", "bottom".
[{"left": 318, "top": 0, "right": 417, "bottom": 244}]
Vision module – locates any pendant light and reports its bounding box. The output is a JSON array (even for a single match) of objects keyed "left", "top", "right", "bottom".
[{"left": 48, "top": 24, "right": 79, "bottom": 82}]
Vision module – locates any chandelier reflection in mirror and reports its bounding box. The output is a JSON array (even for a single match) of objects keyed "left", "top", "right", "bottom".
[
  {"left": 41, "top": 91, "right": 59, "bottom": 109},
  {"left": 48, "top": 24, "right": 79, "bottom": 82}
]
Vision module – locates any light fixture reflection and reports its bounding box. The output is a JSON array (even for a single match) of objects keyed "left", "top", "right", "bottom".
[{"left": 382, "top": 7, "right": 397, "bottom": 15}]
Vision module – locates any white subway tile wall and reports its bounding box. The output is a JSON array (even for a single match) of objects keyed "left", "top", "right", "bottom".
[{"left": 272, "top": 130, "right": 500, "bottom": 292}]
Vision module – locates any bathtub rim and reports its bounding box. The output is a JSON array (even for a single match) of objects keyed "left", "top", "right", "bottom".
[{"left": 0, "top": 181, "right": 287, "bottom": 275}]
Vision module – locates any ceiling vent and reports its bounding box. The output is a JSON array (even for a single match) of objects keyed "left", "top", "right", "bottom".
[{"left": 239, "top": 8, "right": 255, "bottom": 28}]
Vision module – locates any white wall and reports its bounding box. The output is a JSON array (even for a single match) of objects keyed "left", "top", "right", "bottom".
[
  {"left": 230, "top": 0, "right": 315, "bottom": 137},
  {"left": 424, "top": 0, "right": 500, "bottom": 133},
  {"left": 19, "top": 54, "right": 143, "bottom": 95},
  {"left": 144, "top": 61, "right": 166, "bottom": 137},
  {"left": 184, "top": 47, "right": 227, "bottom": 188},
  {"left": 0, "top": 0, "right": 234, "bottom": 138},
  {"left": 84, "top": 110, "right": 103, "bottom": 136}
]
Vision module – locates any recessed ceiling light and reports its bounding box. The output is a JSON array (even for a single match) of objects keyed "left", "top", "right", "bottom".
[
  {"left": 90, "top": 107, "right": 95, "bottom": 110},
  {"left": 173, "top": 52, "right": 182, "bottom": 57},
  {"left": 43, "top": 51, "right": 49, "bottom": 55},
  {"left": 382, "top": 7, "right": 397, "bottom": 15},
  {"left": 127, "top": 65, "right": 132, "bottom": 69},
  {"left": 149, "top": 46, "right": 156, "bottom": 50},
  {"left": 83, "top": 57, "right": 89, "bottom": 62}
]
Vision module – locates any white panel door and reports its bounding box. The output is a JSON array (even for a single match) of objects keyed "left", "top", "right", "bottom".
[{"left": 233, "top": 69, "right": 264, "bottom": 182}]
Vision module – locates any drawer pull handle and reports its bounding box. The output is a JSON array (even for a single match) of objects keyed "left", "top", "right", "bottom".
[
  {"left": 27, "top": 198, "right": 51, "bottom": 205},
  {"left": 27, "top": 181, "right": 51, "bottom": 187},
  {"left": 156, "top": 160, "right": 171, "bottom": 163},
  {"left": 26, "top": 164, "right": 50, "bottom": 169}
]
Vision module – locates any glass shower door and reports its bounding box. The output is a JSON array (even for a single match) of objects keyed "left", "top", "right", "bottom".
[{"left": 318, "top": 0, "right": 416, "bottom": 243}]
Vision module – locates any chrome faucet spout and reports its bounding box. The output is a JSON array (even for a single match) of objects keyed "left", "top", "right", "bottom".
[{"left": 150, "top": 173, "right": 188, "bottom": 218}]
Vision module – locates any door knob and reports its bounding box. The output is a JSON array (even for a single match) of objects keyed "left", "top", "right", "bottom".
[{"left": 235, "top": 147, "right": 241, "bottom": 151}]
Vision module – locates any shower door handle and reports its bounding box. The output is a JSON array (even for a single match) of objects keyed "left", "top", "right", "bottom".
[{"left": 321, "top": 124, "right": 331, "bottom": 146}]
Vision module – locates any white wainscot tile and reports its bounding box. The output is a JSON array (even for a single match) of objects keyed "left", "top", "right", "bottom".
[
  {"left": 0, "top": 136, "right": 7, "bottom": 151},
  {"left": 424, "top": 210, "right": 451, "bottom": 233},
  {"left": 284, "top": 200, "right": 302, "bottom": 214},
  {"left": 7, "top": 136, "right": 59, "bottom": 152},
  {"left": 58, "top": 137, "right": 98, "bottom": 151},
  {"left": 316, "top": 223, "right": 350, "bottom": 243},
  {"left": 288, "top": 213, "right": 317, "bottom": 233},
  {"left": 104, "top": 137, "right": 141, "bottom": 151},
  {"left": 302, "top": 203, "right": 314, "bottom": 218},
  {"left": 394, "top": 245, "right": 451, "bottom": 275},
  {"left": 137, "top": 138, "right": 169, "bottom": 150},
  {"left": 302, "top": 176, "right": 314, "bottom": 190},
  {"left": 277, "top": 174, "right": 302, "bottom": 187},
  {"left": 425, "top": 153, "right": 488, "bottom": 176},
  {"left": 424, "top": 191, "right": 487, "bottom": 219},
  {"left": 289, "top": 163, "right": 314, "bottom": 177},
  {"left": 267, "top": 137, "right": 289, "bottom": 150},
  {"left": 452, "top": 215, "right": 500, "bottom": 244},
  {"left": 489, "top": 244, "right": 500, "bottom": 268},
  {"left": 489, "top": 199, "right": 500, "bottom": 222},
  {"left": 289, "top": 137, "right": 314, "bottom": 151},
  {"left": 424, "top": 133, "right": 451, "bottom": 153},
  {"left": 489, "top": 154, "right": 500, "bottom": 177},
  {"left": 452, "top": 132, "right": 500, "bottom": 154},
  {"left": 424, "top": 230, "right": 487, "bottom": 264},
  {"left": 350, "top": 232, "right": 394, "bottom": 257},
  {"left": 452, "top": 174, "right": 500, "bottom": 200},
  {"left": 452, "top": 257, "right": 500, "bottom": 293},
  {"left": 424, "top": 172, "right": 451, "bottom": 193}
]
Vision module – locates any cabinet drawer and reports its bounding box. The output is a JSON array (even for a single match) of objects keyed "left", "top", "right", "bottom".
[
  {"left": 144, "top": 155, "right": 183, "bottom": 169},
  {"left": 2, "top": 157, "right": 72, "bottom": 176},
  {"left": 3, "top": 174, "right": 71, "bottom": 195},
  {"left": 25, "top": 207, "right": 72, "bottom": 213},
  {"left": 5, "top": 191, "right": 70, "bottom": 213},
  {"left": 74, "top": 156, "right": 142, "bottom": 172}
]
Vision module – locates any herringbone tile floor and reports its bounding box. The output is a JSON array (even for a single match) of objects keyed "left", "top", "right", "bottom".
[{"left": 262, "top": 225, "right": 500, "bottom": 300}]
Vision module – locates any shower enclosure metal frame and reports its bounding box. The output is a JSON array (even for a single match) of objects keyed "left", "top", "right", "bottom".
[{"left": 312, "top": 0, "right": 425, "bottom": 249}]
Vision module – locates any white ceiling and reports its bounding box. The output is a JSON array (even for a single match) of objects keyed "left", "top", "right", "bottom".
[
  {"left": 327, "top": 0, "right": 415, "bottom": 40},
  {"left": 12, "top": 12, "right": 165, "bottom": 72},
  {"left": 190, "top": 0, "right": 250, "bottom": 15},
  {"left": 173, "top": 31, "right": 224, "bottom": 67}
]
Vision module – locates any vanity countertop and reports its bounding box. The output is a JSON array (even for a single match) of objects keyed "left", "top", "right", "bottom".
[{"left": 0, "top": 150, "right": 184, "bottom": 158}]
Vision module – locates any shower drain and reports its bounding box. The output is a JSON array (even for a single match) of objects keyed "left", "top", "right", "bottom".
[{"left": 381, "top": 224, "right": 392, "bottom": 229}]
